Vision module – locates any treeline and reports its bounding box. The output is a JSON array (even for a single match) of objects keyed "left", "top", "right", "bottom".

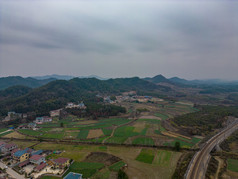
[
  {"left": 173, "top": 105, "right": 238, "bottom": 135},
  {"left": 66, "top": 103, "right": 126, "bottom": 119},
  {"left": 199, "top": 84, "right": 238, "bottom": 94}
]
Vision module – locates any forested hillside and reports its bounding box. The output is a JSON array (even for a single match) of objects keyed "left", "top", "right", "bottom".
[
  {"left": 0, "top": 77, "right": 163, "bottom": 116},
  {"left": 0, "top": 76, "right": 56, "bottom": 90}
]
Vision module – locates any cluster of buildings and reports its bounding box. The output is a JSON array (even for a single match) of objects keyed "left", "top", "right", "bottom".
[
  {"left": 65, "top": 102, "right": 86, "bottom": 109},
  {"left": 3, "top": 112, "right": 26, "bottom": 122},
  {"left": 97, "top": 91, "right": 162, "bottom": 104},
  {"left": 0, "top": 141, "right": 74, "bottom": 178},
  {"left": 34, "top": 116, "right": 52, "bottom": 124},
  {"left": 116, "top": 95, "right": 153, "bottom": 103}
]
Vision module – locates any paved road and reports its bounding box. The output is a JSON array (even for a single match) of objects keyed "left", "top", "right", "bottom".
[
  {"left": 185, "top": 120, "right": 238, "bottom": 179},
  {"left": 0, "top": 161, "right": 25, "bottom": 179}
]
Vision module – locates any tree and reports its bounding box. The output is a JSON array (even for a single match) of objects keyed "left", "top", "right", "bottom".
[
  {"left": 118, "top": 169, "right": 128, "bottom": 179},
  {"left": 60, "top": 122, "right": 64, "bottom": 128},
  {"left": 175, "top": 141, "right": 181, "bottom": 151}
]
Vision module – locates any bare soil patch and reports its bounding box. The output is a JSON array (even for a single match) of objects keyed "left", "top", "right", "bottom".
[
  {"left": 139, "top": 115, "right": 161, "bottom": 120},
  {"left": 84, "top": 152, "right": 121, "bottom": 166},
  {"left": 87, "top": 129, "right": 104, "bottom": 139},
  {"left": 162, "top": 131, "right": 191, "bottom": 140},
  {"left": 2, "top": 131, "right": 33, "bottom": 139},
  {"left": 132, "top": 122, "right": 146, "bottom": 133}
]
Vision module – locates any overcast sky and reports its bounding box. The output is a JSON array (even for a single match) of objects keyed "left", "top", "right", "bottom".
[{"left": 0, "top": 0, "right": 237, "bottom": 80}]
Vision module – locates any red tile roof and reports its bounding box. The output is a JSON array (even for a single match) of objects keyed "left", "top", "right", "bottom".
[
  {"left": 0, "top": 141, "right": 6, "bottom": 146},
  {"left": 30, "top": 155, "right": 43, "bottom": 161},
  {"left": 54, "top": 158, "right": 69, "bottom": 164},
  {"left": 35, "top": 163, "right": 46, "bottom": 171},
  {"left": 4, "top": 143, "right": 16, "bottom": 149},
  {"left": 11, "top": 148, "right": 20, "bottom": 155},
  {"left": 19, "top": 160, "right": 30, "bottom": 167}
]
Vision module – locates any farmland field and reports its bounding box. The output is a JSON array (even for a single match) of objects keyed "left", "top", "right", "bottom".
[
  {"left": 87, "top": 129, "right": 104, "bottom": 138},
  {"left": 0, "top": 128, "right": 8, "bottom": 133},
  {"left": 132, "top": 137, "right": 154, "bottom": 146},
  {"left": 227, "top": 158, "right": 238, "bottom": 172},
  {"left": 0, "top": 131, "right": 13, "bottom": 137},
  {"left": 136, "top": 148, "right": 155, "bottom": 164},
  {"left": 109, "top": 161, "right": 126, "bottom": 171},
  {"left": 28, "top": 141, "right": 182, "bottom": 179},
  {"left": 153, "top": 150, "right": 172, "bottom": 166},
  {"left": 63, "top": 161, "right": 105, "bottom": 178},
  {"left": 12, "top": 100, "right": 202, "bottom": 150}
]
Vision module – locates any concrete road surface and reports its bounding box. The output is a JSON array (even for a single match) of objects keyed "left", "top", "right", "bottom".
[{"left": 0, "top": 161, "right": 25, "bottom": 179}]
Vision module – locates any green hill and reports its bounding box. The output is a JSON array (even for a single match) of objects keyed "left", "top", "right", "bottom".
[
  {"left": 0, "top": 77, "right": 166, "bottom": 116},
  {"left": 0, "top": 76, "right": 56, "bottom": 90}
]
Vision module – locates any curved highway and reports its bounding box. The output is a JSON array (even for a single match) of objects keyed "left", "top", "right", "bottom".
[{"left": 185, "top": 119, "right": 238, "bottom": 179}]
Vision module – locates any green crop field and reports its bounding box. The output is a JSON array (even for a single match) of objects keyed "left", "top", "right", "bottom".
[
  {"left": 85, "top": 136, "right": 108, "bottom": 143},
  {"left": 132, "top": 137, "right": 154, "bottom": 146},
  {"left": 136, "top": 148, "right": 155, "bottom": 164},
  {"left": 105, "top": 137, "right": 128, "bottom": 144},
  {"left": 154, "top": 113, "right": 169, "bottom": 120},
  {"left": 138, "top": 118, "right": 161, "bottom": 124},
  {"left": 109, "top": 161, "right": 126, "bottom": 171},
  {"left": 41, "top": 133, "right": 64, "bottom": 139},
  {"left": 0, "top": 131, "right": 13, "bottom": 137},
  {"left": 227, "top": 158, "right": 238, "bottom": 172},
  {"left": 63, "top": 162, "right": 105, "bottom": 178},
  {"left": 0, "top": 128, "right": 8, "bottom": 133},
  {"left": 153, "top": 150, "right": 172, "bottom": 166},
  {"left": 102, "top": 128, "right": 113, "bottom": 136},
  {"left": 91, "top": 168, "right": 111, "bottom": 179},
  {"left": 114, "top": 126, "right": 139, "bottom": 138},
  {"left": 164, "top": 139, "right": 193, "bottom": 148},
  {"left": 77, "top": 130, "right": 89, "bottom": 139},
  {"left": 18, "top": 129, "right": 42, "bottom": 136}
]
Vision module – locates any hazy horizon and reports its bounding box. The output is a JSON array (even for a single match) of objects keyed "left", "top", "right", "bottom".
[{"left": 0, "top": 0, "right": 237, "bottom": 80}]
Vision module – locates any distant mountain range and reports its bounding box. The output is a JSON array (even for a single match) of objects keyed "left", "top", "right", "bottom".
[
  {"left": 1, "top": 74, "right": 237, "bottom": 91},
  {"left": 144, "top": 74, "right": 171, "bottom": 84},
  {"left": 32, "top": 74, "right": 108, "bottom": 81},
  {"left": 0, "top": 76, "right": 56, "bottom": 90},
  {"left": 144, "top": 75, "right": 238, "bottom": 86}
]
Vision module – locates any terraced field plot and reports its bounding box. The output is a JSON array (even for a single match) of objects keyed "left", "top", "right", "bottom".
[
  {"left": 109, "top": 161, "right": 126, "bottom": 171},
  {"left": 136, "top": 148, "right": 155, "bottom": 164},
  {"left": 132, "top": 137, "right": 154, "bottom": 146},
  {"left": 153, "top": 150, "right": 172, "bottom": 166},
  {"left": 0, "top": 130, "right": 13, "bottom": 137},
  {"left": 87, "top": 129, "right": 104, "bottom": 139}
]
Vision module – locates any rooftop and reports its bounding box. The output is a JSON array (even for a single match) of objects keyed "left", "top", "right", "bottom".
[
  {"left": 0, "top": 141, "right": 6, "bottom": 146},
  {"left": 30, "top": 154, "right": 43, "bottom": 161},
  {"left": 14, "top": 148, "right": 29, "bottom": 157},
  {"left": 54, "top": 158, "right": 69, "bottom": 164},
  {"left": 35, "top": 162, "right": 47, "bottom": 171},
  {"left": 19, "top": 160, "right": 30, "bottom": 167},
  {"left": 4, "top": 143, "right": 16, "bottom": 149}
]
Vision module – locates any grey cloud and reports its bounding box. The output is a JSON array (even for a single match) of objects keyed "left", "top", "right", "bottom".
[{"left": 0, "top": 0, "right": 238, "bottom": 80}]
